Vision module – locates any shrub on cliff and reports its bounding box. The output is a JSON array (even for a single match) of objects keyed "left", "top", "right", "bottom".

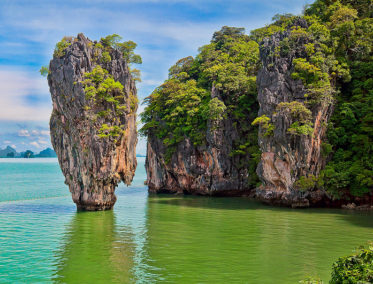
[
  {"left": 100, "top": 34, "right": 142, "bottom": 80},
  {"left": 54, "top": 37, "right": 72, "bottom": 58},
  {"left": 81, "top": 66, "right": 128, "bottom": 139},
  {"left": 39, "top": 66, "right": 49, "bottom": 77}
]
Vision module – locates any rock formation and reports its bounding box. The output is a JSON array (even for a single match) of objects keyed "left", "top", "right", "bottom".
[
  {"left": 48, "top": 34, "right": 137, "bottom": 210},
  {"left": 143, "top": 28, "right": 260, "bottom": 196},
  {"left": 143, "top": 3, "right": 373, "bottom": 208},
  {"left": 255, "top": 19, "right": 333, "bottom": 207},
  {"left": 146, "top": 86, "right": 254, "bottom": 196}
]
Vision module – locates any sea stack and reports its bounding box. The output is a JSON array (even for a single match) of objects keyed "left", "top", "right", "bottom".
[{"left": 48, "top": 33, "right": 138, "bottom": 210}]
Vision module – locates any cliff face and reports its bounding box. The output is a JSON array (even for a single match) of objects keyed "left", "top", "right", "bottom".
[
  {"left": 143, "top": 28, "right": 259, "bottom": 196},
  {"left": 255, "top": 19, "right": 333, "bottom": 207},
  {"left": 146, "top": 87, "right": 254, "bottom": 196},
  {"left": 48, "top": 34, "right": 137, "bottom": 210},
  {"left": 144, "top": 3, "right": 372, "bottom": 207}
]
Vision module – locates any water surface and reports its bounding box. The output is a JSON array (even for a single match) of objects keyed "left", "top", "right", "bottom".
[{"left": 0, "top": 158, "right": 372, "bottom": 283}]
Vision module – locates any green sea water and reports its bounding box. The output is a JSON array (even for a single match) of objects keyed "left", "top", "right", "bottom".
[{"left": 0, "top": 157, "right": 372, "bottom": 283}]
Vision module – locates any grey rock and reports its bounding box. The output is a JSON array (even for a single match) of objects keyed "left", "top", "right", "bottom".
[
  {"left": 48, "top": 34, "right": 137, "bottom": 210},
  {"left": 255, "top": 19, "right": 333, "bottom": 207}
]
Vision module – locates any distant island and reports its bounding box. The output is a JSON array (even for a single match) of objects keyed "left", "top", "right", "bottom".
[
  {"left": 0, "top": 146, "right": 57, "bottom": 158},
  {"left": 0, "top": 145, "right": 144, "bottom": 159}
]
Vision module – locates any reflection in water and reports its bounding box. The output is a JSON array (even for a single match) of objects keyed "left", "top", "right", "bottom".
[
  {"left": 48, "top": 192, "right": 373, "bottom": 284},
  {"left": 2, "top": 158, "right": 372, "bottom": 282},
  {"left": 143, "top": 195, "right": 373, "bottom": 283},
  {"left": 53, "top": 211, "right": 135, "bottom": 283}
]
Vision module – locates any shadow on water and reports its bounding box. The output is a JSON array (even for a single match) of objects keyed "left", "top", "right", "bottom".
[
  {"left": 148, "top": 194, "right": 373, "bottom": 228},
  {"left": 52, "top": 210, "right": 136, "bottom": 284},
  {"left": 143, "top": 193, "right": 373, "bottom": 283}
]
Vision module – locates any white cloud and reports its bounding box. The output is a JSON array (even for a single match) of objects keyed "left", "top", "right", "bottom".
[
  {"left": 40, "top": 130, "right": 50, "bottom": 136},
  {"left": 11, "top": 144, "right": 17, "bottom": 149},
  {"left": 0, "top": 67, "right": 51, "bottom": 121},
  {"left": 139, "top": 79, "right": 163, "bottom": 87},
  {"left": 28, "top": 129, "right": 50, "bottom": 136},
  {"left": 38, "top": 139, "right": 48, "bottom": 145},
  {"left": 3, "top": 140, "right": 11, "bottom": 144},
  {"left": 0, "top": 0, "right": 310, "bottom": 127},
  {"left": 30, "top": 141, "right": 41, "bottom": 148},
  {"left": 18, "top": 129, "right": 30, "bottom": 136}
]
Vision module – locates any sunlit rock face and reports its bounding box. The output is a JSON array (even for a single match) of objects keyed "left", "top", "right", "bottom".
[
  {"left": 255, "top": 19, "right": 332, "bottom": 207},
  {"left": 48, "top": 33, "right": 137, "bottom": 210}
]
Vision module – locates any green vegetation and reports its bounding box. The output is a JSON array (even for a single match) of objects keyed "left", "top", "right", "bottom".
[
  {"left": 303, "top": 0, "right": 373, "bottom": 198},
  {"left": 251, "top": 115, "right": 274, "bottom": 137},
  {"left": 294, "top": 175, "right": 318, "bottom": 191},
  {"left": 100, "top": 34, "right": 142, "bottom": 80},
  {"left": 330, "top": 243, "right": 373, "bottom": 283},
  {"left": 23, "top": 150, "right": 34, "bottom": 158},
  {"left": 248, "top": 0, "right": 372, "bottom": 198},
  {"left": 101, "top": 51, "right": 111, "bottom": 63},
  {"left": 299, "top": 277, "right": 323, "bottom": 284},
  {"left": 204, "top": 97, "right": 227, "bottom": 123},
  {"left": 117, "top": 40, "right": 142, "bottom": 64},
  {"left": 98, "top": 124, "right": 124, "bottom": 139},
  {"left": 39, "top": 66, "right": 49, "bottom": 77},
  {"left": 54, "top": 37, "right": 72, "bottom": 58},
  {"left": 41, "top": 34, "right": 141, "bottom": 141},
  {"left": 82, "top": 66, "right": 127, "bottom": 139},
  {"left": 82, "top": 66, "right": 124, "bottom": 105},
  {"left": 277, "top": 102, "right": 314, "bottom": 136},
  {"left": 100, "top": 34, "right": 122, "bottom": 49},
  {"left": 141, "top": 26, "right": 260, "bottom": 184},
  {"left": 141, "top": 1, "right": 372, "bottom": 197},
  {"left": 301, "top": 243, "right": 373, "bottom": 283}
]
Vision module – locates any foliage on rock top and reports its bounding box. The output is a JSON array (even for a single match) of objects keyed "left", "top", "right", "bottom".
[
  {"left": 53, "top": 37, "right": 72, "bottom": 58},
  {"left": 141, "top": 26, "right": 261, "bottom": 185},
  {"left": 100, "top": 34, "right": 142, "bottom": 81}
]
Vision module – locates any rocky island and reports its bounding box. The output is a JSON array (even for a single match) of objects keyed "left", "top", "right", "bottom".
[
  {"left": 47, "top": 33, "right": 139, "bottom": 210},
  {"left": 142, "top": 0, "right": 372, "bottom": 208}
]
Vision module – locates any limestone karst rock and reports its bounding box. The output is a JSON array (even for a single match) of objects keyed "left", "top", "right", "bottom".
[
  {"left": 48, "top": 34, "right": 137, "bottom": 210},
  {"left": 146, "top": 86, "right": 255, "bottom": 196},
  {"left": 255, "top": 19, "right": 333, "bottom": 207}
]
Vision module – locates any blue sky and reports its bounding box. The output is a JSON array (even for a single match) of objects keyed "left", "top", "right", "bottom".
[{"left": 0, "top": 0, "right": 312, "bottom": 154}]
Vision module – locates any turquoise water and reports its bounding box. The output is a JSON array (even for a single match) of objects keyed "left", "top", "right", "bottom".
[{"left": 0, "top": 158, "right": 372, "bottom": 283}]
